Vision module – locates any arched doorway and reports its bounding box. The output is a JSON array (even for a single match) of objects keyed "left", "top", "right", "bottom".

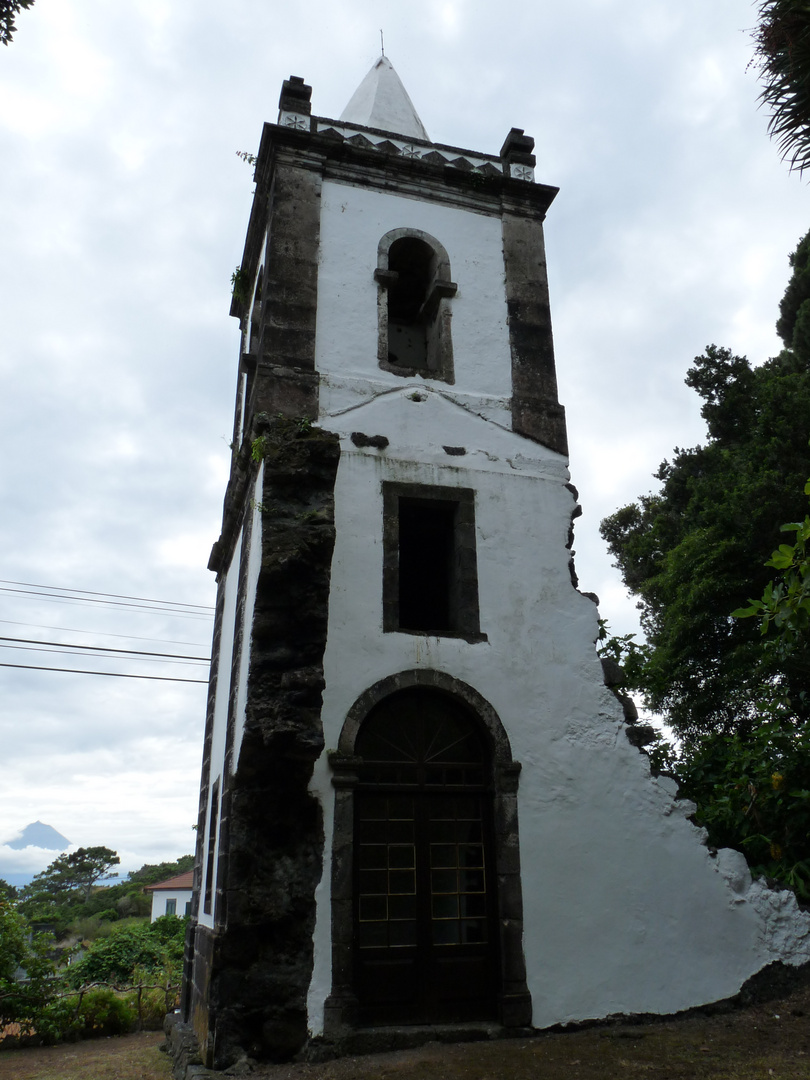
[
  {"left": 353, "top": 688, "right": 497, "bottom": 1024},
  {"left": 326, "top": 670, "right": 532, "bottom": 1035}
]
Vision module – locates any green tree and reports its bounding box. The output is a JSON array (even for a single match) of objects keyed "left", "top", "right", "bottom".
[
  {"left": 600, "top": 231, "right": 810, "bottom": 895},
  {"left": 601, "top": 230, "right": 810, "bottom": 739},
  {"left": 600, "top": 346, "right": 810, "bottom": 739},
  {"left": 24, "top": 847, "right": 120, "bottom": 905},
  {"left": 126, "top": 855, "right": 194, "bottom": 887},
  {"left": 0, "top": 898, "right": 54, "bottom": 1032},
  {"left": 0, "top": 0, "right": 34, "bottom": 46},
  {"left": 753, "top": 0, "right": 810, "bottom": 175},
  {"left": 661, "top": 492, "right": 810, "bottom": 899},
  {"left": 0, "top": 878, "right": 18, "bottom": 902}
]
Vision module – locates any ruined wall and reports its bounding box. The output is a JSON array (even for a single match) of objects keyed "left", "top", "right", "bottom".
[
  {"left": 204, "top": 417, "right": 340, "bottom": 1067},
  {"left": 303, "top": 389, "right": 810, "bottom": 1038}
]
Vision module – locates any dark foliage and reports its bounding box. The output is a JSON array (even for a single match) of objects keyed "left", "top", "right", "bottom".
[
  {"left": 126, "top": 855, "right": 193, "bottom": 887},
  {"left": 753, "top": 0, "right": 810, "bottom": 175},
  {"left": 0, "top": 0, "right": 34, "bottom": 46},
  {"left": 601, "top": 355, "right": 810, "bottom": 738},
  {"left": 0, "top": 899, "right": 54, "bottom": 1031},
  {"left": 22, "top": 847, "right": 120, "bottom": 906},
  {"left": 601, "top": 231, "right": 810, "bottom": 739},
  {"left": 18, "top": 852, "right": 194, "bottom": 935},
  {"left": 0, "top": 878, "right": 18, "bottom": 901},
  {"left": 66, "top": 916, "right": 186, "bottom": 987}
]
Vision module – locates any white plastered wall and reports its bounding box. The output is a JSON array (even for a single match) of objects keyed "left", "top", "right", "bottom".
[
  {"left": 305, "top": 388, "right": 810, "bottom": 1034},
  {"left": 198, "top": 474, "right": 262, "bottom": 930},
  {"left": 314, "top": 180, "right": 513, "bottom": 423},
  {"left": 231, "top": 465, "right": 264, "bottom": 767},
  {"left": 150, "top": 888, "right": 193, "bottom": 921},
  {"left": 197, "top": 526, "right": 243, "bottom": 931}
]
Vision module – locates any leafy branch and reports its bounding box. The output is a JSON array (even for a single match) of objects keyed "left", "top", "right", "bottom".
[
  {"left": 0, "top": 0, "right": 34, "bottom": 46},
  {"left": 752, "top": 0, "right": 810, "bottom": 175},
  {"left": 231, "top": 266, "right": 251, "bottom": 306},
  {"left": 734, "top": 478, "right": 810, "bottom": 657}
]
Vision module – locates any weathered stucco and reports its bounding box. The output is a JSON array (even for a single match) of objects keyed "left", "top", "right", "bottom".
[
  {"left": 314, "top": 181, "right": 514, "bottom": 415},
  {"left": 303, "top": 390, "right": 810, "bottom": 1038}
]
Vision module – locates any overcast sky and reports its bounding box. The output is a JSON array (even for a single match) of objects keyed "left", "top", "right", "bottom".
[{"left": 1, "top": 0, "right": 807, "bottom": 885}]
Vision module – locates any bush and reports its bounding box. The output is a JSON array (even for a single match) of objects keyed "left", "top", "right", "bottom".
[
  {"left": 36, "top": 996, "right": 84, "bottom": 1044},
  {"left": 38, "top": 989, "right": 136, "bottom": 1043},
  {"left": 675, "top": 719, "right": 810, "bottom": 899},
  {"left": 66, "top": 916, "right": 186, "bottom": 988},
  {"left": 78, "top": 988, "right": 136, "bottom": 1036},
  {"left": 0, "top": 901, "right": 55, "bottom": 1033},
  {"left": 124, "top": 978, "right": 176, "bottom": 1030}
]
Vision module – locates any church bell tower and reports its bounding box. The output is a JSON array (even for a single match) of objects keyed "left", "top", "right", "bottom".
[
  {"left": 186, "top": 57, "right": 566, "bottom": 1064},
  {"left": 178, "top": 56, "right": 810, "bottom": 1072}
]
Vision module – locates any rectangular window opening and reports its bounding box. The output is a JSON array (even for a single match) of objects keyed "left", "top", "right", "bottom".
[
  {"left": 383, "top": 483, "right": 482, "bottom": 640},
  {"left": 165, "top": 898, "right": 177, "bottom": 916},
  {"left": 399, "top": 497, "right": 456, "bottom": 632}
]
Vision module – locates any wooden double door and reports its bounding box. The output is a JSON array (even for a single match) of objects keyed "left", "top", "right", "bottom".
[{"left": 352, "top": 690, "right": 499, "bottom": 1025}]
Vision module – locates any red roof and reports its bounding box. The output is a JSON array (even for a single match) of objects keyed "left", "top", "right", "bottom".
[{"left": 145, "top": 870, "right": 194, "bottom": 892}]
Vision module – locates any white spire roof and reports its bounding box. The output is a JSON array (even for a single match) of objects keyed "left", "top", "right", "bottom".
[{"left": 339, "top": 56, "right": 429, "bottom": 142}]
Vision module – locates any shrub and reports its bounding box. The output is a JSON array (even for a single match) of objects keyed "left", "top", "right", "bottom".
[
  {"left": 77, "top": 988, "right": 136, "bottom": 1036},
  {"left": 36, "top": 989, "right": 137, "bottom": 1044},
  {"left": 37, "top": 996, "right": 84, "bottom": 1045},
  {"left": 66, "top": 916, "right": 186, "bottom": 988},
  {"left": 124, "top": 979, "right": 176, "bottom": 1030},
  {"left": 0, "top": 901, "right": 55, "bottom": 1033}
]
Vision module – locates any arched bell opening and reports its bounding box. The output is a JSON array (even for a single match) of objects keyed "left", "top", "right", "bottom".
[
  {"left": 375, "top": 229, "right": 457, "bottom": 383},
  {"left": 325, "top": 670, "right": 532, "bottom": 1035}
]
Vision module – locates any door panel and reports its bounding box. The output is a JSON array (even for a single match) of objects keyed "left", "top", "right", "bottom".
[
  {"left": 355, "top": 790, "right": 496, "bottom": 1024},
  {"left": 353, "top": 690, "right": 499, "bottom": 1026}
]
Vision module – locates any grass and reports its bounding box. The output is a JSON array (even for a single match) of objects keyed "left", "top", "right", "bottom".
[
  {"left": 0, "top": 1030, "right": 170, "bottom": 1080},
  {"left": 1, "top": 982, "right": 810, "bottom": 1079}
]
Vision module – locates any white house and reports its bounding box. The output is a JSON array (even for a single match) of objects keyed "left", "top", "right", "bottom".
[{"left": 146, "top": 871, "right": 193, "bottom": 921}]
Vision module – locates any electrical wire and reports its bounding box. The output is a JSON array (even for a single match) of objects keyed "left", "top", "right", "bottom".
[
  {"left": 0, "top": 619, "right": 209, "bottom": 649},
  {"left": 0, "top": 579, "right": 214, "bottom": 611},
  {"left": 0, "top": 580, "right": 215, "bottom": 683},
  {"left": 0, "top": 635, "right": 210, "bottom": 662},
  {"left": 0, "top": 587, "right": 211, "bottom": 620},
  {"left": 0, "top": 662, "right": 208, "bottom": 684},
  {"left": 0, "top": 643, "right": 208, "bottom": 668}
]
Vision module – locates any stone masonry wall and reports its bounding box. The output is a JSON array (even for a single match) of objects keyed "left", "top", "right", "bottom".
[{"left": 205, "top": 416, "right": 340, "bottom": 1067}]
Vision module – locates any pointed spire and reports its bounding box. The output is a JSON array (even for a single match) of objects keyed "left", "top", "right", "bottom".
[{"left": 339, "top": 56, "right": 429, "bottom": 142}]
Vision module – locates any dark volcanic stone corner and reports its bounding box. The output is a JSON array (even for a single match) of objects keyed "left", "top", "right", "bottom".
[{"left": 206, "top": 419, "right": 341, "bottom": 1068}]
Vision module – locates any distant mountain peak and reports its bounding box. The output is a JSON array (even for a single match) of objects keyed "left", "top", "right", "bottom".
[{"left": 5, "top": 821, "right": 71, "bottom": 851}]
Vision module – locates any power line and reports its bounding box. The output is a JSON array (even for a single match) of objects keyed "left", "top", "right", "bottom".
[
  {"left": 0, "top": 635, "right": 210, "bottom": 662},
  {"left": 0, "top": 586, "right": 211, "bottom": 620},
  {"left": 0, "top": 619, "right": 209, "bottom": 649},
  {"left": 0, "top": 579, "right": 215, "bottom": 611},
  {"left": 0, "top": 662, "right": 209, "bottom": 684},
  {"left": 0, "top": 643, "right": 208, "bottom": 667}
]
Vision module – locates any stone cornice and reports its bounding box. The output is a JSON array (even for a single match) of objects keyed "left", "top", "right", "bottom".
[{"left": 230, "top": 118, "right": 558, "bottom": 321}]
